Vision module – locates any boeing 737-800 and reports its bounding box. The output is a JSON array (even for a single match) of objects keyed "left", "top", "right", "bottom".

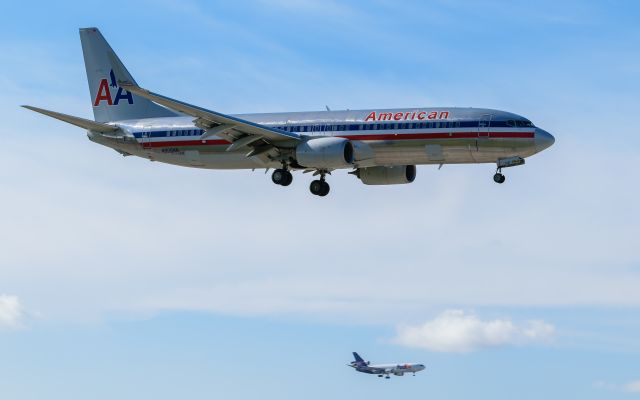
[
  {"left": 24, "top": 28, "right": 555, "bottom": 196},
  {"left": 349, "top": 352, "right": 425, "bottom": 379}
]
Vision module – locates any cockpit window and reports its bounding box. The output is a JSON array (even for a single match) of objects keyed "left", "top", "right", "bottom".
[
  {"left": 516, "top": 119, "right": 533, "bottom": 127},
  {"left": 506, "top": 119, "right": 534, "bottom": 127}
]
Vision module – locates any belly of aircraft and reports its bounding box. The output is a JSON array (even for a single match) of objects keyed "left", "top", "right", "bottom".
[{"left": 116, "top": 137, "right": 537, "bottom": 170}]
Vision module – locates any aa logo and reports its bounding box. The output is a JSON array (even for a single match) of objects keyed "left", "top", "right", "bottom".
[{"left": 93, "top": 69, "right": 134, "bottom": 106}]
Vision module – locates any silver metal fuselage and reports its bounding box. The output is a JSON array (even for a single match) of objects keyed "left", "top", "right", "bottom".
[{"left": 89, "top": 107, "right": 555, "bottom": 170}]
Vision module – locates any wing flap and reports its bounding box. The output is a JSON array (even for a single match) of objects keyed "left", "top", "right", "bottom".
[
  {"left": 121, "top": 85, "right": 299, "bottom": 143},
  {"left": 22, "top": 106, "right": 119, "bottom": 133}
]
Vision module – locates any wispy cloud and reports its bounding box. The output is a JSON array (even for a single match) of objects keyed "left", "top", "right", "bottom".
[
  {"left": 594, "top": 379, "right": 640, "bottom": 395},
  {"left": 254, "top": 0, "right": 355, "bottom": 16},
  {"left": 0, "top": 294, "right": 24, "bottom": 330},
  {"left": 626, "top": 381, "right": 640, "bottom": 394},
  {"left": 393, "top": 310, "right": 555, "bottom": 353}
]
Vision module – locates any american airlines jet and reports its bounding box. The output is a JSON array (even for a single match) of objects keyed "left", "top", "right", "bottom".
[
  {"left": 349, "top": 352, "right": 425, "bottom": 379},
  {"left": 24, "top": 28, "right": 555, "bottom": 196}
]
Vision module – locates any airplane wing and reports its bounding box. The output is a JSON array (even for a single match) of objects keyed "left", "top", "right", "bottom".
[{"left": 108, "top": 52, "right": 301, "bottom": 154}]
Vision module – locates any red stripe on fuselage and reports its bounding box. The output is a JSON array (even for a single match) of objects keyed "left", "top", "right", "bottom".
[
  {"left": 140, "top": 131, "right": 534, "bottom": 148},
  {"left": 143, "top": 139, "right": 230, "bottom": 148},
  {"left": 341, "top": 131, "right": 534, "bottom": 141}
]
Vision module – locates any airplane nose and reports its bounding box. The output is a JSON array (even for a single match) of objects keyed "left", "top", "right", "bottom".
[{"left": 535, "top": 128, "right": 555, "bottom": 152}]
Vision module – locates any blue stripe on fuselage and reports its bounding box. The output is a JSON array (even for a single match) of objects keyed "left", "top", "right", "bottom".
[{"left": 131, "top": 120, "right": 529, "bottom": 139}]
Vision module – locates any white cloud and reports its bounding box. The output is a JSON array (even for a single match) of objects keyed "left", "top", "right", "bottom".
[
  {"left": 625, "top": 381, "right": 640, "bottom": 394},
  {"left": 594, "top": 380, "right": 640, "bottom": 395},
  {"left": 0, "top": 294, "right": 24, "bottom": 329},
  {"left": 393, "top": 310, "right": 555, "bottom": 353}
]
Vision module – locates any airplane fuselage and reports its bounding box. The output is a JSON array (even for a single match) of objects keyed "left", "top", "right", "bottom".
[{"left": 89, "top": 107, "right": 554, "bottom": 170}]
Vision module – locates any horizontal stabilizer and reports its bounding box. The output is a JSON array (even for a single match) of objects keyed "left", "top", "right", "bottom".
[{"left": 22, "top": 106, "right": 119, "bottom": 132}]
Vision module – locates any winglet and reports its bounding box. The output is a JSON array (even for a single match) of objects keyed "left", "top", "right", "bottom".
[{"left": 22, "top": 105, "right": 119, "bottom": 132}]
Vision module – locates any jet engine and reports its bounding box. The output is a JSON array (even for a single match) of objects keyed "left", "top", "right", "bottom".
[
  {"left": 295, "top": 137, "right": 354, "bottom": 169},
  {"left": 355, "top": 165, "right": 417, "bottom": 185}
]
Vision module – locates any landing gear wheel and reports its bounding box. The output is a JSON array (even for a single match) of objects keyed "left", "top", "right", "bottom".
[
  {"left": 493, "top": 173, "right": 506, "bottom": 184},
  {"left": 319, "top": 181, "right": 330, "bottom": 196},
  {"left": 281, "top": 170, "right": 292, "bottom": 186},
  {"left": 272, "top": 169, "right": 293, "bottom": 186},
  {"left": 310, "top": 180, "right": 330, "bottom": 196},
  {"left": 310, "top": 180, "right": 324, "bottom": 196}
]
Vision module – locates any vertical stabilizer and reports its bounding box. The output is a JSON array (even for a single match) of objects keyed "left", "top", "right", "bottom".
[
  {"left": 353, "top": 352, "right": 366, "bottom": 364},
  {"left": 79, "top": 27, "right": 179, "bottom": 122}
]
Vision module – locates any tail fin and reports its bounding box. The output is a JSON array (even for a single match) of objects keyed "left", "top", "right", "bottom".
[
  {"left": 79, "top": 27, "right": 178, "bottom": 122},
  {"left": 353, "top": 352, "right": 366, "bottom": 364}
]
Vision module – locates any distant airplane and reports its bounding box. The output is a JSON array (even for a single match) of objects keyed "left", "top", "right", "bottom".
[
  {"left": 24, "top": 28, "right": 555, "bottom": 197},
  {"left": 348, "top": 352, "right": 425, "bottom": 379}
]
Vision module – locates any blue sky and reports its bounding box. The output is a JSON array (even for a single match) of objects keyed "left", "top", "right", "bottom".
[{"left": 1, "top": 1, "right": 640, "bottom": 399}]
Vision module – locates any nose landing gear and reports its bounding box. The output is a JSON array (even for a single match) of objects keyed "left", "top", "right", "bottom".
[
  {"left": 493, "top": 169, "right": 506, "bottom": 184},
  {"left": 493, "top": 156, "right": 525, "bottom": 184}
]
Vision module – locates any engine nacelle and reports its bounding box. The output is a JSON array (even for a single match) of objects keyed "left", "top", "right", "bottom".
[
  {"left": 356, "top": 165, "right": 416, "bottom": 185},
  {"left": 295, "top": 137, "right": 354, "bottom": 169}
]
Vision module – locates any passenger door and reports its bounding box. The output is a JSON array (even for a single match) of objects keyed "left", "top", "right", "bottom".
[
  {"left": 472, "top": 114, "right": 492, "bottom": 161},
  {"left": 478, "top": 114, "right": 492, "bottom": 139},
  {"left": 140, "top": 131, "right": 151, "bottom": 149},
  {"left": 140, "top": 127, "right": 154, "bottom": 157}
]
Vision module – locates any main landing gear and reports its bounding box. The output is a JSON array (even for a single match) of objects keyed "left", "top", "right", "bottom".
[
  {"left": 309, "top": 172, "right": 330, "bottom": 197},
  {"left": 270, "top": 166, "right": 331, "bottom": 196},
  {"left": 271, "top": 168, "right": 293, "bottom": 186}
]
